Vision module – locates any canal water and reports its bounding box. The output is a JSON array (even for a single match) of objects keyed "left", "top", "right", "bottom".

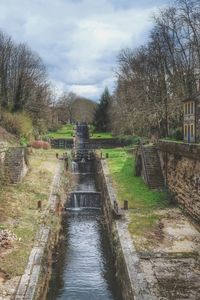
[{"left": 46, "top": 160, "right": 122, "bottom": 299}]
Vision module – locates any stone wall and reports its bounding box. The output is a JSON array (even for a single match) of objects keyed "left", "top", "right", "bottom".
[
  {"left": 14, "top": 161, "right": 66, "bottom": 300},
  {"left": 50, "top": 138, "right": 132, "bottom": 149},
  {"left": 3, "top": 147, "right": 28, "bottom": 184},
  {"left": 0, "top": 142, "right": 8, "bottom": 182},
  {"left": 158, "top": 141, "right": 200, "bottom": 221},
  {"left": 96, "top": 158, "right": 156, "bottom": 300}
]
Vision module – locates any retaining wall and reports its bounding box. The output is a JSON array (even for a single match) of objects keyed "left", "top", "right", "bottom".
[
  {"left": 158, "top": 140, "right": 200, "bottom": 221},
  {"left": 50, "top": 138, "right": 132, "bottom": 149},
  {"left": 14, "top": 161, "right": 66, "bottom": 300},
  {"left": 4, "top": 147, "right": 28, "bottom": 184},
  {"left": 96, "top": 158, "right": 156, "bottom": 300}
]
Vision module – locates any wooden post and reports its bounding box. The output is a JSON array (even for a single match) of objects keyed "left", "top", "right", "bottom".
[
  {"left": 106, "top": 153, "right": 109, "bottom": 159},
  {"left": 124, "top": 200, "right": 128, "bottom": 210},
  {"left": 37, "top": 201, "right": 42, "bottom": 210}
]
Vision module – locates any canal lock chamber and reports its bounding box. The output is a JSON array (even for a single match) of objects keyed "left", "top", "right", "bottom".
[{"left": 45, "top": 149, "right": 130, "bottom": 299}]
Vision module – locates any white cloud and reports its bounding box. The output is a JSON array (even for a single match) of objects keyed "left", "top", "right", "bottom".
[{"left": 0, "top": 0, "right": 168, "bottom": 99}]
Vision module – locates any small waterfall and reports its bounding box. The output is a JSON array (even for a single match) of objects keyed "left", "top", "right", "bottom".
[
  {"left": 80, "top": 194, "right": 84, "bottom": 207},
  {"left": 68, "top": 192, "right": 101, "bottom": 209},
  {"left": 74, "top": 193, "right": 78, "bottom": 208},
  {"left": 72, "top": 161, "right": 78, "bottom": 173}
]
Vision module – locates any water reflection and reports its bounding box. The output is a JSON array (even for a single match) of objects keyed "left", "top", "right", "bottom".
[{"left": 46, "top": 210, "right": 122, "bottom": 300}]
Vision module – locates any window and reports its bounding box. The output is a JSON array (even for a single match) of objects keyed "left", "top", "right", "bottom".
[
  {"left": 191, "top": 102, "right": 194, "bottom": 114},
  {"left": 184, "top": 103, "right": 187, "bottom": 114},
  {"left": 184, "top": 124, "right": 188, "bottom": 139},
  {"left": 188, "top": 102, "right": 190, "bottom": 114},
  {"left": 191, "top": 124, "right": 194, "bottom": 138}
]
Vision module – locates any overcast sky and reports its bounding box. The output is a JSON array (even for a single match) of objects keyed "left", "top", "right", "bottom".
[{"left": 0, "top": 0, "right": 171, "bottom": 100}]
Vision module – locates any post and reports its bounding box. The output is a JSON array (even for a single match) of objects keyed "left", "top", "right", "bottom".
[
  {"left": 37, "top": 201, "right": 42, "bottom": 210},
  {"left": 124, "top": 200, "right": 128, "bottom": 210},
  {"left": 106, "top": 153, "right": 109, "bottom": 159}
]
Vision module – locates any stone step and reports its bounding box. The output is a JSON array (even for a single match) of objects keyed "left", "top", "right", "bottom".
[{"left": 140, "top": 145, "right": 164, "bottom": 190}]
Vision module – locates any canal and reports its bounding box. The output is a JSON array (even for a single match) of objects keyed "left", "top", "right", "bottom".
[{"left": 46, "top": 124, "right": 122, "bottom": 300}]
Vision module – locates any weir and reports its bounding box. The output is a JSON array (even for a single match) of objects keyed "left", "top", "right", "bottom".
[{"left": 46, "top": 124, "right": 122, "bottom": 300}]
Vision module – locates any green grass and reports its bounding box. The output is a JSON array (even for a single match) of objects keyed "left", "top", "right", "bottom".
[
  {"left": 0, "top": 149, "right": 64, "bottom": 277},
  {"left": 91, "top": 132, "right": 113, "bottom": 139},
  {"left": 101, "top": 148, "right": 169, "bottom": 248},
  {"left": 47, "top": 124, "right": 74, "bottom": 139},
  {"left": 46, "top": 124, "right": 114, "bottom": 140}
]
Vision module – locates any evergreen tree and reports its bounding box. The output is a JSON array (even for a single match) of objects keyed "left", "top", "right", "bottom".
[{"left": 94, "top": 87, "right": 110, "bottom": 131}]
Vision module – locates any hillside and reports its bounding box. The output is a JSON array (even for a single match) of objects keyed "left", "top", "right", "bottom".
[{"left": 0, "top": 127, "right": 17, "bottom": 146}]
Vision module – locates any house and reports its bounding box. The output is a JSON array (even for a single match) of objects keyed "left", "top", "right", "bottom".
[{"left": 183, "top": 93, "right": 200, "bottom": 143}]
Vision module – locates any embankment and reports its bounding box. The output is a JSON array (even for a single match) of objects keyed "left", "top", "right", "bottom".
[
  {"left": 96, "top": 158, "right": 156, "bottom": 300},
  {"left": 14, "top": 159, "right": 69, "bottom": 300}
]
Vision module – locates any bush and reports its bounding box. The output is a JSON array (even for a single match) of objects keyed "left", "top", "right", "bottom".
[
  {"left": 1, "top": 111, "right": 33, "bottom": 139},
  {"left": 31, "top": 140, "right": 51, "bottom": 149},
  {"left": 20, "top": 136, "right": 28, "bottom": 146},
  {"left": 167, "top": 128, "right": 183, "bottom": 141},
  {"left": 116, "top": 135, "right": 141, "bottom": 145}
]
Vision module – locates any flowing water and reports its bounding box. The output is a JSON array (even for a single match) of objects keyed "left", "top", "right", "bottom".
[
  {"left": 46, "top": 142, "right": 122, "bottom": 299},
  {"left": 46, "top": 209, "right": 122, "bottom": 300}
]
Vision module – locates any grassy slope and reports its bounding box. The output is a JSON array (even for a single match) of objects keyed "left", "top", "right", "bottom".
[
  {"left": 0, "top": 149, "right": 64, "bottom": 277},
  {"left": 47, "top": 124, "right": 74, "bottom": 139},
  {"left": 102, "top": 148, "right": 169, "bottom": 249},
  {"left": 91, "top": 132, "right": 113, "bottom": 139}
]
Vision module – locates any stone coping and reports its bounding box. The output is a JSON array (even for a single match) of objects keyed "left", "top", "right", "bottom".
[
  {"left": 158, "top": 140, "right": 200, "bottom": 160},
  {"left": 14, "top": 161, "right": 63, "bottom": 300},
  {"left": 101, "top": 159, "right": 157, "bottom": 300}
]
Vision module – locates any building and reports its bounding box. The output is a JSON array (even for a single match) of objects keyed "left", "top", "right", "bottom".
[{"left": 183, "top": 93, "right": 200, "bottom": 143}]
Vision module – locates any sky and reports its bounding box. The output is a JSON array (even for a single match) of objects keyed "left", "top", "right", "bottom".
[{"left": 0, "top": 0, "right": 170, "bottom": 101}]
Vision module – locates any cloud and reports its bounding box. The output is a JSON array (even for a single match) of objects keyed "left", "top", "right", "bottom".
[{"left": 0, "top": 0, "right": 169, "bottom": 100}]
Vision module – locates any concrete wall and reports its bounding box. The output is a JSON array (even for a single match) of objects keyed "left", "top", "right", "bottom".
[{"left": 158, "top": 141, "right": 200, "bottom": 221}]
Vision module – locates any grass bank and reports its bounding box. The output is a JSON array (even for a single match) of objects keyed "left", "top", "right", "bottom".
[
  {"left": 101, "top": 148, "right": 170, "bottom": 250},
  {"left": 0, "top": 148, "right": 64, "bottom": 278},
  {"left": 46, "top": 124, "right": 74, "bottom": 139},
  {"left": 46, "top": 124, "right": 114, "bottom": 140}
]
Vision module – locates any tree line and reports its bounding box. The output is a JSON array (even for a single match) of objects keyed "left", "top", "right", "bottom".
[
  {"left": 107, "top": 0, "right": 200, "bottom": 139},
  {"left": 0, "top": 30, "right": 53, "bottom": 136},
  {"left": 0, "top": 29, "right": 96, "bottom": 140}
]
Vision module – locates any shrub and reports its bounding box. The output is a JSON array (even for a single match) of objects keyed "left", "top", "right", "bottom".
[
  {"left": 31, "top": 140, "right": 51, "bottom": 149},
  {"left": 1, "top": 111, "right": 33, "bottom": 139},
  {"left": 116, "top": 135, "right": 141, "bottom": 145},
  {"left": 167, "top": 128, "right": 183, "bottom": 141}
]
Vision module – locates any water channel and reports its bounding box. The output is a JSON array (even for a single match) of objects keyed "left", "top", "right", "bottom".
[{"left": 46, "top": 125, "right": 122, "bottom": 300}]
